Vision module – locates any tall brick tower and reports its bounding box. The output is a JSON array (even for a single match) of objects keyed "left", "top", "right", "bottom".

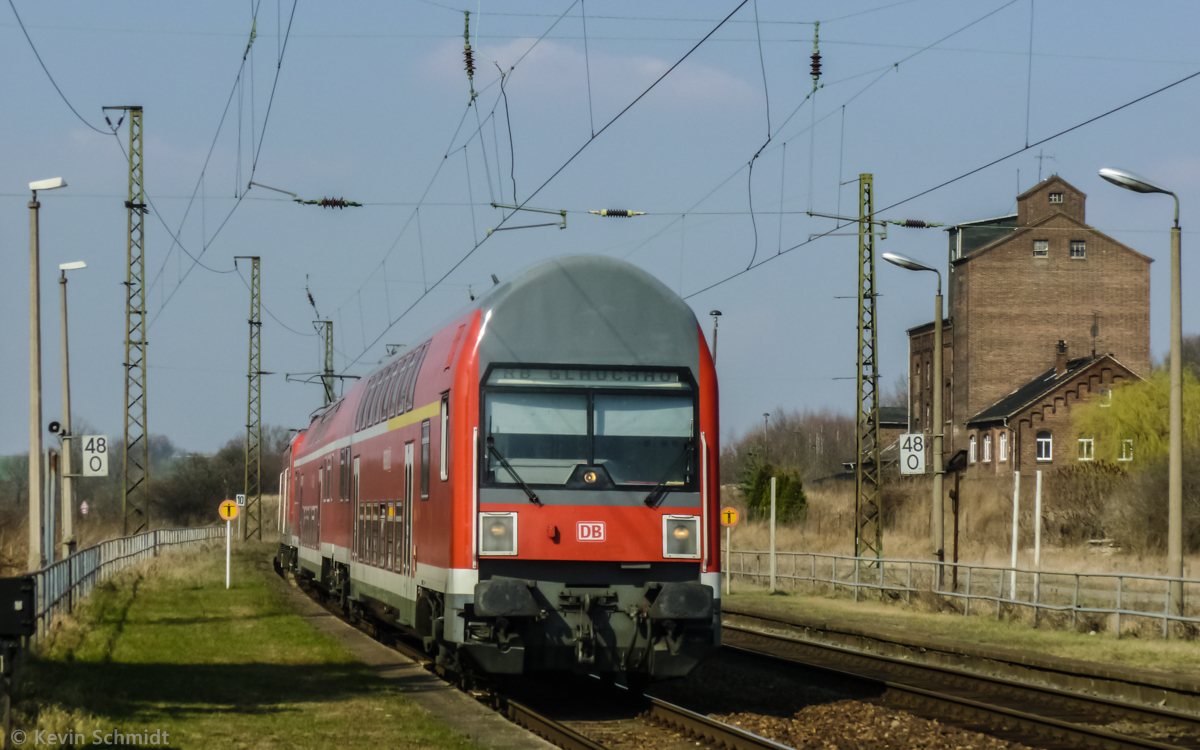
[{"left": 907, "top": 175, "right": 1151, "bottom": 464}]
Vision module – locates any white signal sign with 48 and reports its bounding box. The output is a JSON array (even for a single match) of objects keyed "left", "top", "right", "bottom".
[
  {"left": 82, "top": 435, "right": 109, "bottom": 477},
  {"left": 899, "top": 433, "right": 926, "bottom": 475}
]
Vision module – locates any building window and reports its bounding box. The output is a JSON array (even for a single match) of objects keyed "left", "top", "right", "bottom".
[
  {"left": 1078, "top": 438, "right": 1094, "bottom": 461},
  {"left": 999, "top": 431, "right": 1008, "bottom": 462},
  {"left": 1036, "top": 431, "right": 1052, "bottom": 461},
  {"left": 1049, "top": 192, "right": 1063, "bottom": 203},
  {"left": 969, "top": 435, "right": 977, "bottom": 463},
  {"left": 1071, "top": 240, "right": 1086, "bottom": 259},
  {"left": 1099, "top": 388, "right": 1112, "bottom": 407},
  {"left": 983, "top": 434, "right": 992, "bottom": 462},
  {"left": 1033, "top": 239, "right": 1049, "bottom": 258},
  {"left": 1120, "top": 439, "right": 1134, "bottom": 462}
]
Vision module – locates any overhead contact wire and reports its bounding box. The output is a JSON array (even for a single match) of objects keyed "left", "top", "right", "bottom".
[{"left": 340, "top": 0, "right": 751, "bottom": 372}]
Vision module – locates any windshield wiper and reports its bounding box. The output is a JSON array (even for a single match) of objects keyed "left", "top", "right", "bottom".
[
  {"left": 486, "top": 436, "right": 541, "bottom": 506},
  {"left": 643, "top": 443, "right": 694, "bottom": 508}
]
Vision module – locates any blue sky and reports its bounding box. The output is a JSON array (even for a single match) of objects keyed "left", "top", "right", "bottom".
[{"left": 3, "top": 0, "right": 1198, "bottom": 457}]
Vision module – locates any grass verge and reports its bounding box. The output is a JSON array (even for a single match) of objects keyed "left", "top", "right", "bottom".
[
  {"left": 728, "top": 587, "right": 1200, "bottom": 676},
  {"left": 16, "top": 541, "right": 485, "bottom": 750}
]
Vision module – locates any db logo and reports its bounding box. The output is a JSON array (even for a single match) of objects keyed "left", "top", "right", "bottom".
[{"left": 577, "top": 521, "right": 605, "bottom": 542}]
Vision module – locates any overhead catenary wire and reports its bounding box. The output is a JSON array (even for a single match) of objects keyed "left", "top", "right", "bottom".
[
  {"left": 624, "top": 0, "right": 1025, "bottom": 269},
  {"left": 7, "top": 0, "right": 109, "bottom": 134},
  {"left": 338, "top": 0, "right": 752, "bottom": 373},
  {"left": 681, "top": 65, "right": 1200, "bottom": 302}
]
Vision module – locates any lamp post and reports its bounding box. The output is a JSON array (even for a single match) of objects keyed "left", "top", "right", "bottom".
[
  {"left": 763, "top": 412, "right": 770, "bottom": 464},
  {"left": 28, "top": 177, "right": 67, "bottom": 572},
  {"left": 59, "top": 261, "right": 86, "bottom": 559},
  {"left": 1099, "top": 167, "right": 1184, "bottom": 618},
  {"left": 882, "top": 252, "right": 944, "bottom": 578},
  {"left": 709, "top": 310, "right": 722, "bottom": 364}
]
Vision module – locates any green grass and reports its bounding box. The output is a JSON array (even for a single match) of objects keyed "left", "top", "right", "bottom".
[
  {"left": 728, "top": 587, "right": 1200, "bottom": 676},
  {"left": 18, "top": 542, "right": 486, "bottom": 749}
]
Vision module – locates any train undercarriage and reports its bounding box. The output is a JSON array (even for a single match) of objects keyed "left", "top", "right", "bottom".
[{"left": 275, "top": 545, "right": 718, "bottom": 682}]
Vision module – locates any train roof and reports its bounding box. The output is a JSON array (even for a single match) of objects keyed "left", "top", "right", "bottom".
[{"left": 475, "top": 255, "right": 702, "bottom": 378}]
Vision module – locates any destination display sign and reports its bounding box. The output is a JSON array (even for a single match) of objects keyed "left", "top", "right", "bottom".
[{"left": 487, "top": 368, "right": 685, "bottom": 388}]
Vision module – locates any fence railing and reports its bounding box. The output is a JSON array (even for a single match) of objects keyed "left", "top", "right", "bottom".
[
  {"left": 32, "top": 526, "right": 226, "bottom": 640},
  {"left": 726, "top": 548, "right": 1200, "bottom": 638}
]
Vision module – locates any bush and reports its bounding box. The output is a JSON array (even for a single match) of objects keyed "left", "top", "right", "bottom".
[
  {"left": 741, "top": 460, "right": 807, "bottom": 523},
  {"left": 1102, "top": 445, "right": 1200, "bottom": 553}
]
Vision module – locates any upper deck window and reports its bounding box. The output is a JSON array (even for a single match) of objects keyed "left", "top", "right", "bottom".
[{"left": 482, "top": 367, "right": 696, "bottom": 489}]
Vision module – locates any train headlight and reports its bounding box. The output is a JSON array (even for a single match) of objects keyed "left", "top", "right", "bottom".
[
  {"left": 663, "top": 515, "right": 700, "bottom": 559},
  {"left": 480, "top": 512, "right": 517, "bottom": 555}
]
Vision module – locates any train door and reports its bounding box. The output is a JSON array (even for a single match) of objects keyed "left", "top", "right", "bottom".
[
  {"left": 404, "top": 442, "right": 415, "bottom": 576},
  {"left": 317, "top": 464, "right": 325, "bottom": 550},
  {"left": 387, "top": 502, "right": 395, "bottom": 571},
  {"left": 352, "top": 457, "right": 361, "bottom": 563}
]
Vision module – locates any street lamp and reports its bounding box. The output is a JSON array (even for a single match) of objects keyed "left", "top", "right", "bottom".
[
  {"left": 59, "top": 260, "right": 86, "bottom": 559},
  {"left": 1099, "top": 167, "right": 1184, "bottom": 617},
  {"left": 709, "top": 310, "right": 722, "bottom": 364},
  {"left": 763, "top": 412, "right": 770, "bottom": 464},
  {"left": 29, "top": 177, "right": 67, "bottom": 571},
  {"left": 882, "top": 251, "right": 945, "bottom": 577}
]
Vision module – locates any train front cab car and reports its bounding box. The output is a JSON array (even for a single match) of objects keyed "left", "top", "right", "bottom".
[
  {"left": 460, "top": 256, "right": 721, "bottom": 682},
  {"left": 277, "top": 255, "right": 721, "bottom": 684}
]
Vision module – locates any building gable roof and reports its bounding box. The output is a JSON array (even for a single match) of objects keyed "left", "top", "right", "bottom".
[
  {"left": 967, "top": 354, "right": 1137, "bottom": 425},
  {"left": 1015, "top": 174, "right": 1085, "bottom": 203},
  {"left": 951, "top": 210, "right": 1153, "bottom": 266}
]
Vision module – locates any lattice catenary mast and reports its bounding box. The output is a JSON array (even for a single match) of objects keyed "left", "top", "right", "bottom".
[
  {"left": 237, "top": 256, "right": 263, "bottom": 541},
  {"left": 855, "top": 174, "right": 882, "bottom": 562},
  {"left": 105, "top": 105, "right": 149, "bottom": 535}
]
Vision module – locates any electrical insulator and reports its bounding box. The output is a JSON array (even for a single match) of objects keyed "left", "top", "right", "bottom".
[
  {"left": 464, "top": 45, "right": 475, "bottom": 76},
  {"left": 810, "top": 53, "right": 821, "bottom": 80},
  {"left": 588, "top": 209, "right": 645, "bottom": 217}
]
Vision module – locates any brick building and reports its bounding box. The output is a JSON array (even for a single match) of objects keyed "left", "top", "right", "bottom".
[{"left": 907, "top": 176, "right": 1151, "bottom": 475}]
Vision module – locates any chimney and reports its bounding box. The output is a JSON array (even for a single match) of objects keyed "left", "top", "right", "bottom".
[{"left": 1055, "top": 340, "right": 1068, "bottom": 376}]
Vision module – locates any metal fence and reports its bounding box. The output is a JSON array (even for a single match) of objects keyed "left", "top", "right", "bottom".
[
  {"left": 32, "top": 526, "right": 226, "bottom": 640},
  {"left": 726, "top": 548, "right": 1200, "bottom": 638}
]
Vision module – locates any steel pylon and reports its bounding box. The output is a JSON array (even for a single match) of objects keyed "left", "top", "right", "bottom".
[
  {"left": 238, "top": 256, "right": 263, "bottom": 541},
  {"left": 855, "top": 174, "right": 882, "bottom": 561}
]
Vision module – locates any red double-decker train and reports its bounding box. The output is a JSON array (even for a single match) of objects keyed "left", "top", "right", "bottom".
[{"left": 275, "top": 255, "right": 721, "bottom": 682}]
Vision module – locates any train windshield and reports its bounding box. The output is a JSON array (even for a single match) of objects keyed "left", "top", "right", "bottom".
[{"left": 484, "top": 376, "right": 696, "bottom": 488}]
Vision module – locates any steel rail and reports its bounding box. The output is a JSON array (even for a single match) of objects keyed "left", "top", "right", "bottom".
[
  {"left": 724, "top": 621, "right": 1200, "bottom": 750},
  {"left": 295, "top": 579, "right": 793, "bottom": 750},
  {"left": 641, "top": 696, "right": 801, "bottom": 750}
]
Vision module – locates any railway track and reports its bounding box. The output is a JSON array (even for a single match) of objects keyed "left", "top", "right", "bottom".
[
  {"left": 722, "top": 618, "right": 1200, "bottom": 750},
  {"left": 294, "top": 577, "right": 790, "bottom": 750}
]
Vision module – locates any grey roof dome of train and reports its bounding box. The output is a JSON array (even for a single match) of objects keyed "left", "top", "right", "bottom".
[{"left": 477, "top": 255, "right": 702, "bottom": 377}]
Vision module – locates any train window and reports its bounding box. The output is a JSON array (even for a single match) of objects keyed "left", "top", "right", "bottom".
[
  {"left": 383, "top": 361, "right": 403, "bottom": 421},
  {"left": 371, "top": 503, "right": 377, "bottom": 566},
  {"left": 388, "top": 355, "right": 411, "bottom": 419},
  {"left": 394, "top": 353, "right": 416, "bottom": 416},
  {"left": 355, "top": 375, "right": 374, "bottom": 431},
  {"left": 421, "top": 420, "right": 431, "bottom": 500},
  {"left": 384, "top": 503, "right": 393, "bottom": 570},
  {"left": 440, "top": 393, "right": 450, "bottom": 481},
  {"left": 371, "top": 364, "right": 393, "bottom": 426},
  {"left": 369, "top": 365, "right": 391, "bottom": 426},
  {"left": 594, "top": 393, "right": 693, "bottom": 485},
  {"left": 340, "top": 448, "right": 348, "bottom": 501},
  {"left": 355, "top": 503, "right": 362, "bottom": 561},
  {"left": 407, "top": 342, "right": 430, "bottom": 412},
  {"left": 485, "top": 392, "right": 588, "bottom": 484}
]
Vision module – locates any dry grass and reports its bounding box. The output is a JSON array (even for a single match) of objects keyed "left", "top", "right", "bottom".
[
  {"left": 723, "top": 480, "right": 1200, "bottom": 578},
  {"left": 0, "top": 495, "right": 281, "bottom": 577}
]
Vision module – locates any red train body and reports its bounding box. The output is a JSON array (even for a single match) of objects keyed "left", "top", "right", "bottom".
[{"left": 276, "top": 255, "right": 721, "bottom": 681}]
